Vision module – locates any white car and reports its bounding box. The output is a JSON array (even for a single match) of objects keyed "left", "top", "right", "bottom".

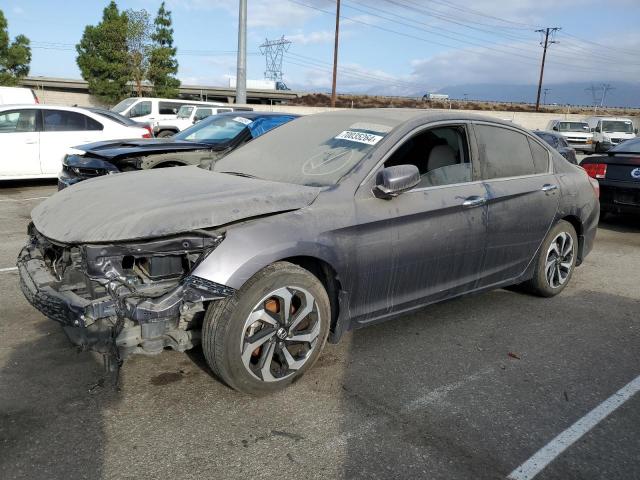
[
  {"left": 585, "top": 116, "right": 637, "bottom": 152},
  {"left": 0, "top": 104, "right": 150, "bottom": 180},
  {"left": 110, "top": 97, "right": 225, "bottom": 125},
  {"left": 154, "top": 105, "right": 253, "bottom": 137}
]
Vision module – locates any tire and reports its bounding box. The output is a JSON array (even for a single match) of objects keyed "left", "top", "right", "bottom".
[
  {"left": 523, "top": 220, "right": 578, "bottom": 297},
  {"left": 201, "top": 262, "right": 330, "bottom": 395},
  {"left": 156, "top": 130, "right": 175, "bottom": 138},
  {"left": 595, "top": 142, "right": 603, "bottom": 153}
]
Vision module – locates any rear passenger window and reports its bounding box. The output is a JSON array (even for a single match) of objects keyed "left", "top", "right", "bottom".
[
  {"left": 129, "top": 101, "right": 152, "bottom": 118},
  {"left": 43, "top": 110, "right": 103, "bottom": 131},
  {"left": 528, "top": 139, "right": 550, "bottom": 173},
  {"left": 475, "top": 125, "right": 536, "bottom": 179},
  {"left": 159, "top": 102, "right": 183, "bottom": 114}
]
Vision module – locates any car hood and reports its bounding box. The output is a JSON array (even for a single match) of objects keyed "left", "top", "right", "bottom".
[
  {"left": 31, "top": 166, "right": 321, "bottom": 243},
  {"left": 75, "top": 138, "right": 216, "bottom": 161}
]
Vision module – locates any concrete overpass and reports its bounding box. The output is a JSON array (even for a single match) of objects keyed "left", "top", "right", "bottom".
[{"left": 19, "top": 76, "right": 300, "bottom": 107}]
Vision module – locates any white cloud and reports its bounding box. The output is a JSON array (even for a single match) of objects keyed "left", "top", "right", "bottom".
[
  {"left": 287, "top": 30, "right": 335, "bottom": 45},
  {"left": 12, "top": 6, "right": 24, "bottom": 15}
]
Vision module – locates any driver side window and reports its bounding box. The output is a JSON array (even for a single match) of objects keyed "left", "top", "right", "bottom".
[{"left": 384, "top": 125, "right": 472, "bottom": 188}]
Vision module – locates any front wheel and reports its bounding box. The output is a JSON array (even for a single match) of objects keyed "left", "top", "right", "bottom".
[
  {"left": 201, "top": 262, "right": 330, "bottom": 395},
  {"left": 523, "top": 220, "right": 578, "bottom": 297}
]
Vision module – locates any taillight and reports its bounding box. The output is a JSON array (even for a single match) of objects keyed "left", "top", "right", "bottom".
[
  {"left": 582, "top": 163, "right": 607, "bottom": 179},
  {"left": 143, "top": 125, "right": 153, "bottom": 138}
]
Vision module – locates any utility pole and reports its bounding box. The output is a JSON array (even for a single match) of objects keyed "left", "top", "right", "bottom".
[
  {"left": 235, "top": 0, "right": 247, "bottom": 105},
  {"left": 534, "top": 27, "right": 560, "bottom": 112},
  {"left": 543, "top": 88, "right": 551, "bottom": 105},
  {"left": 330, "top": 0, "right": 341, "bottom": 108}
]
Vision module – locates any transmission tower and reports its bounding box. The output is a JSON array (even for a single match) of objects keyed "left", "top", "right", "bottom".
[{"left": 259, "top": 36, "right": 291, "bottom": 83}]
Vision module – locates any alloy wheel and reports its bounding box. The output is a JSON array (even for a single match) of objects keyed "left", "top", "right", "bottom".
[
  {"left": 240, "top": 286, "right": 321, "bottom": 382},
  {"left": 545, "top": 232, "right": 574, "bottom": 289}
]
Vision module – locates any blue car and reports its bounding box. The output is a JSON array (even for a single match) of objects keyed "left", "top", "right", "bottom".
[{"left": 58, "top": 111, "right": 299, "bottom": 189}]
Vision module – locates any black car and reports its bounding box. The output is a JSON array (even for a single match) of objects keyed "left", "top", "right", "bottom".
[
  {"left": 533, "top": 130, "right": 578, "bottom": 165},
  {"left": 58, "top": 111, "right": 298, "bottom": 189},
  {"left": 581, "top": 137, "right": 640, "bottom": 215},
  {"left": 82, "top": 107, "right": 154, "bottom": 138}
]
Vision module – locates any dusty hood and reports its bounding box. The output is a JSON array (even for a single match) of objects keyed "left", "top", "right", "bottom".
[{"left": 32, "top": 167, "right": 320, "bottom": 243}]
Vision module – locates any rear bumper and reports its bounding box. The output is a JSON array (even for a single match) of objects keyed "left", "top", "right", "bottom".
[{"left": 599, "top": 181, "right": 640, "bottom": 213}]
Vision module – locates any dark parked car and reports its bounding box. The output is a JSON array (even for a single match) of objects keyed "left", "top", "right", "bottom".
[
  {"left": 19, "top": 110, "right": 599, "bottom": 394},
  {"left": 58, "top": 111, "right": 298, "bottom": 189},
  {"left": 581, "top": 137, "right": 640, "bottom": 215},
  {"left": 82, "top": 107, "right": 154, "bottom": 138},
  {"left": 534, "top": 130, "right": 578, "bottom": 164}
]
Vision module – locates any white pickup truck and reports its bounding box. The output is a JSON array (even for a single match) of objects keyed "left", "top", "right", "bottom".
[{"left": 154, "top": 105, "right": 253, "bottom": 137}]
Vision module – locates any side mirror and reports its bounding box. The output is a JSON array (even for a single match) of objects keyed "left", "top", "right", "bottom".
[
  {"left": 373, "top": 165, "right": 420, "bottom": 199},
  {"left": 552, "top": 125, "right": 558, "bottom": 131}
]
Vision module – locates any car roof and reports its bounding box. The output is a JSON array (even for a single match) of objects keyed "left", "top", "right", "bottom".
[
  {"left": 289, "top": 108, "right": 523, "bottom": 130},
  {"left": 0, "top": 104, "right": 98, "bottom": 112}
]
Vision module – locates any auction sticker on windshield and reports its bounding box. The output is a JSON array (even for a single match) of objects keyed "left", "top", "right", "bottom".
[
  {"left": 233, "top": 116, "right": 253, "bottom": 126},
  {"left": 335, "top": 130, "right": 384, "bottom": 145}
]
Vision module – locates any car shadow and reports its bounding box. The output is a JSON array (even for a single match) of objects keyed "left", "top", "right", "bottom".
[{"left": 0, "top": 318, "right": 118, "bottom": 480}]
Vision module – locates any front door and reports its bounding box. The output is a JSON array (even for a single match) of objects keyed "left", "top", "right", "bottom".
[
  {"left": 0, "top": 109, "right": 40, "bottom": 177},
  {"left": 349, "top": 123, "right": 488, "bottom": 324},
  {"left": 473, "top": 123, "right": 559, "bottom": 286}
]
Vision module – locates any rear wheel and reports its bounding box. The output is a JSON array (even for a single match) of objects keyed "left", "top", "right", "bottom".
[
  {"left": 523, "top": 220, "right": 578, "bottom": 297},
  {"left": 156, "top": 130, "right": 175, "bottom": 138},
  {"left": 201, "top": 262, "right": 330, "bottom": 395}
]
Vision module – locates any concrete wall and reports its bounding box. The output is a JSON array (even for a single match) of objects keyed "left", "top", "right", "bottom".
[{"left": 38, "top": 90, "right": 637, "bottom": 132}]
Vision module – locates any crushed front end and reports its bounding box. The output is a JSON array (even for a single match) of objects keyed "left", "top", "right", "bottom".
[{"left": 18, "top": 223, "right": 233, "bottom": 362}]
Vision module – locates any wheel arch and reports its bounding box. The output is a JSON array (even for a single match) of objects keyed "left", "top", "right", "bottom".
[
  {"left": 560, "top": 214, "right": 584, "bottom": 264},
  {"left": 279, "top": 255, "right": 345, "bottom": 343}
]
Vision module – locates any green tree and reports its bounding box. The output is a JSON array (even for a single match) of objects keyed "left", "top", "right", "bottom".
[
  {"left": 76, "top": 1, "right": 130, "bottom": 103},
  {"left": 125, "top": 9, "right": 151, "bottom": 97},
  {"left": 0, "top": 10, "right": 32, "bottom": 86},
  {"left": 148, "top": 2, "right": 180, "bottom": 98}
]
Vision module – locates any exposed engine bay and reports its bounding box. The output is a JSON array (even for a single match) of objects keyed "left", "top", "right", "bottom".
[{"left": 18, "top": 223, "right": 234, "bottom": 368}]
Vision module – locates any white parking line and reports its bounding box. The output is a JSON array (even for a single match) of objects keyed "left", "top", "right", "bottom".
[
  {"left": 0, "top": 267, "right": 18, "bottom": 273},
  {"left": 0, "top": 196, "right": 49, "bottom": 203},
  {"left": 508, "top": 374, "right": 640, "bottom": 480}
]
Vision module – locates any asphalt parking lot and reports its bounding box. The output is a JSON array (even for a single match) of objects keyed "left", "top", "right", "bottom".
[{"left": 0, "top": 179, "right": 638, "bottom": 480}]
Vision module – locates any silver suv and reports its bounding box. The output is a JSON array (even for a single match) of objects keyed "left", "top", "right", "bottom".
[{"left": 546, "top": 120, "right": 594, "bottom": 153}]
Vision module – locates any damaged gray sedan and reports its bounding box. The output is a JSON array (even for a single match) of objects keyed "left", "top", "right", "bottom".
[{"left": 18, "top": 109, "right": 599, "bottom": 394}]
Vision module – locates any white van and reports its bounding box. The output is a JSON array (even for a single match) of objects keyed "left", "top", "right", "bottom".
[
  {"left": 545, "top": 120, "right": 594, "bottom": 153},
  {"left": 110, "top": 97, "right": 225, "bottom": 123},
  {"left": 0, "top": 86, "right": 39, "bottom": 105},
  {"left": 585, "top": 116, "right": 637, "bottom": 152},
  {"left": 154, "top": 105, "right": 253, "bottom": 137}
]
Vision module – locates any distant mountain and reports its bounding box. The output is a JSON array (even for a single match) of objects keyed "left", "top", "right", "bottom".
[{"left": 433, "top": 82, "right": 640, "bottom": 108}]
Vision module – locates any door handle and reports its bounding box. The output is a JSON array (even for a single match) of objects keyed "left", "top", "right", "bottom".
[
  {"left": 462, "top": 196, "right": 486, "bottom": 208},
  {"left": 24, "top": 139, "right": 37, "bottom": 144},
  {"left": 541, "top": 184, "right": 558, "bottom": 192}
]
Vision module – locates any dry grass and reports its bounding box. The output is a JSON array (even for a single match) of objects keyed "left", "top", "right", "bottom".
[{"left": 290, "top": 93, "right": 640, "bottom": 116}]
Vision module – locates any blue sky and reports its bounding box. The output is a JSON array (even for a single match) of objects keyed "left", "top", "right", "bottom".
[{"left": 3, "top": 0, "right": 639, "bottom": 96}]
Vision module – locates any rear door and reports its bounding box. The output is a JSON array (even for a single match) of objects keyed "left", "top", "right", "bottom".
[
  {"left": 39, "top": 110, "right": 105, "bottom": 175},
  {"left": 0, "top": 109, "right": 40, "bottom": 177},
  {"left": 473, "top": 123, "right": 559, "bottom": 286}
]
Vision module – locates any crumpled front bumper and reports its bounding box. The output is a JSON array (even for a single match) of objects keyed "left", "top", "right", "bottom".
[{"left": 17, "top": 242, "right": 235, "bottom": 353}]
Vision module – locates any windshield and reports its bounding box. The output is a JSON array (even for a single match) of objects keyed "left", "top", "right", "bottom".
[
  {"left": 111, "top": 98, "right": 137, "bottom": 114},
  {"left": 177, "top": 106, "right": 194, "bottom": 119},
  {"left": 213, "top": 113, "right": 396, "bottom": 186},
  {"left": 602, "top": 120, "right": 634, "bottom": 133},
  {"left": 610, "top": 137, "right": 640, "bottom": 154},
  {"left": 557, "top": 122, "right": 589, "bottom": 132},
  {"left": 174, "top": 114, "right": 249, "bottom": 145}
]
